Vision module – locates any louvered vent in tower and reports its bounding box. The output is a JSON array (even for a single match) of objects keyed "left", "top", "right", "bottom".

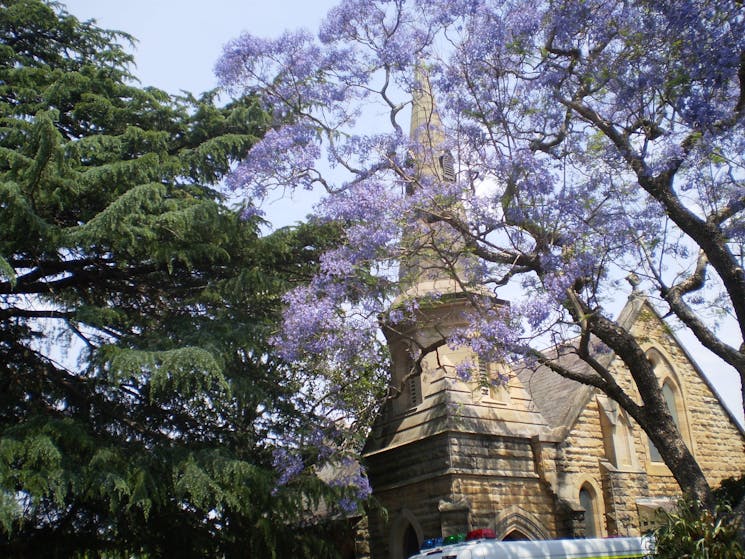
[
  {"left": 478, "top": 359, "right": 491, "bottom": 397},
  {"left": 439, "top": 151, "right": 455, "bottom": 182},
  {"left": 407, "top": 375, "right": 422, "bottom": 407}
]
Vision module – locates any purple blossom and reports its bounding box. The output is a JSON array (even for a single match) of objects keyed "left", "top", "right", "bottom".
[
  {"left": 319, "top": 0, "right": 425, "bottom": 69},
  {"left": 272, "top": 448, "right": 304, "bottom": 488},
  {"left": 308, "top": 424, "right": 341, "bottom": 462},
  {"left": 272, "top": 285, "right": 381, "bottom": 370},
  {"left": 450, "top": 303, "right": 525, "bottom": 363},
  {"left": 326, "top": 457, "right": 372, "bottom": 513},
  {"left": 337, "top": 498, "right": 359, "bottom": 515},
  {"left": 387, "top": 308, "right": 405, "bottom": 324},
  {"left": 516, "top": 296, "right": 555, "bottom": 330},
  {"left": 455, "top": 360, "right": 474, "bottom": 381},
  {"left": 227, "top": 122, "right": 321, "bottom": 200},
  {"left": 216, "top": 30, "right": 320, "bottom": 104}
]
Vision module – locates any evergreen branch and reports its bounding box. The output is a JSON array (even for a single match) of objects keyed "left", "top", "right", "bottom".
[{"left": 0, "top": 307, "right": 74, "bottom": 320}]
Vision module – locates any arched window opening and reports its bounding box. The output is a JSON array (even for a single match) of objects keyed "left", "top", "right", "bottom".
[
  {"left": 502, "top": 530, "right": 529, "bottom": 541},
  {"left": 478, "top": 359, "right": 491, "bottom": 397},
  {"left": 662, "top": 381, "right": 680, "bottom": 425},
  {"left": 645, "top": 349, "right": 692, "bottom": 465},
  {"left": 392, "top": 342, "right": 422, "bottom": 412},
  {"left": 615, "top": 415, "right": 634, "bottom": 467},
  {"left": 439, "top": 151, "right": 455, "bottom": 182},
  {"left": 390, "top": 511, "right": 423, "bottom": 559},
  {"left": 407, "top": 373, "right": 422, "bottom": 408},
  {"left": 597, "top": 396, "right": 636, "bottom": 469},
  {"left": 474, "top": 358, "right": 508, "bottom": 402},
  {"left": 649, "top": 380, "right": 682, "bottom": 463},
  {"left": 579, "top": 485, "right": 598, "bottom": 538},
  {"left": 402, "top": 524, "right": 419, "bottom": 559}
]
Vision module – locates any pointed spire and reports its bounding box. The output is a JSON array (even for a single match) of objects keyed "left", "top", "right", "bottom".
[
  {"left": 410, "top": 65, "right": 445, "bottom": 148},
  {"left": 399, "top": 64, "right": 465, "bottom": 292},
  {"left": 409, "top": 65, "right": 454, "bottom": 184}
]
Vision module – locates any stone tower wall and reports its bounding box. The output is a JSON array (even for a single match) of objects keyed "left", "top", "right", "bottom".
[{"left": 366, "top": 431, "right": 562, "bottom": 558}]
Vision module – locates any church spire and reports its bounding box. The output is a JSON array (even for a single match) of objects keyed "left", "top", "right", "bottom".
[
  {"left": 408, "top": 65, "right": 454, "bottom": 186},
  {"left": 410, "top": 65, "right": 445, "bottom": 149},
  {"left": 399, "top": 65, "right": 463, "bottom": 291}
]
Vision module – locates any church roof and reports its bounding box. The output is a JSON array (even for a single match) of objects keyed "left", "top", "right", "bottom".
[
  {"left": 515, "top": 353, "right": 597, "bottom": 433},
  {"left": 515, "top": 293, "right": 643, "bottom": 435},
  {"left": 516, "top": 292, "right": 744, "bottom": 438}
]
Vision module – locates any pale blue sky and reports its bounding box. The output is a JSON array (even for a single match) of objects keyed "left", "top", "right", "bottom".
[
  {"left": 62, "top": 1, "right": 339, "bottom": 95},
  {"left": 62, "top": 1, "right": 332, "bottom": 228}
]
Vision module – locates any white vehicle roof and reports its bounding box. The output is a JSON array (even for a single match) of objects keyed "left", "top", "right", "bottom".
[{"left": 409, "top": 536, "right": 653, "bottom": 559}]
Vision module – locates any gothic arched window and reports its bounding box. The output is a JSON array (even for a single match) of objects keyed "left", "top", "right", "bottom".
[
  {"left": 598, "top": 396, "right": 637, "bottom": 469},
  {"left": 579, "top": 484, "right": 598, "bottom": 538},
  {"left": 646, "top": 349, "right": 692, "bottom": 464},
  {"left": 649, "top": 380, "right": 682, "bottom": 462}
]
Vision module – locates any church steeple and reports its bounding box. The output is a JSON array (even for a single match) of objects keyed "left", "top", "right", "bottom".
[
  {"left": 408, "top": 65, "right": 454, "bottom": 187},
  {"left": 399, "top": 66, "right": 463, "bottom": 292},
  {"left": 364, "top": 68, "right": 555, "bottom": 559}
]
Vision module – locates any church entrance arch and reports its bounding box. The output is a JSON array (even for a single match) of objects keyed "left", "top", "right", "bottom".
[
  {"left": 502, "top": 529, "right": 529, "bottom": 541},
  {"left": 389, "top": 509, "right": 423, "bottom": 559},
  {"left": 494, "top": 506, "right": 550, "bottom": 541},
  {"left": 402, "top": 524, "right": 419, "bottom": 558}
]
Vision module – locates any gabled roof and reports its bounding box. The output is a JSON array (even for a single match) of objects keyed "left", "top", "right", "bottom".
[
  {"left": 515, "top": 292, "right": 744, "bottom": 439},
  {"left": 515, "top": 352, "right": 597, "bottom": 434},
  {"left": 513, "top": 295, "right": 640, "bottom": 435},
  {"left": 514, "top": 293, "right": 641, "bottom": 437}
]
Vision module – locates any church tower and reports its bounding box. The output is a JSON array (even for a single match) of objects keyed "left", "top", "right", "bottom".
[{"left": 363, "top": 70, "right": 562, "bottom": 559}]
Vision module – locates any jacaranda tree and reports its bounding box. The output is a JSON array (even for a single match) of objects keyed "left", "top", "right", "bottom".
[
  {"left": 216, "top": 0, "right": 745, "bottom": 509},
  {"left": 0, "top": 1, "right": 375, "bottom": 557}
]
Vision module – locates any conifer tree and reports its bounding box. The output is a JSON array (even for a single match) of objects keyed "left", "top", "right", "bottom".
[{"left": 0, "top": 1, "right": 362, "bottom": 557}]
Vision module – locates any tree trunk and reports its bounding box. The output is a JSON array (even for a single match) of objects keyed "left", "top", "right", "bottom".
[{"left": 641, "top": 404, "right": 714, "bottom": 508}]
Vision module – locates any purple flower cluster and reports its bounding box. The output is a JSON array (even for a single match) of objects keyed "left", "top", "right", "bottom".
[
  {"left": 216, "top": 30, "right": 324, "bottom": 111},
  {"left": 326, "top": 457, "right": 373, "bottom": 514},
  {"left": 227, "top": 122, "right": 322, "bottom": 202},
  {"left": 455, "top": 360, "right": 475, "bottom": 381},
  {"left": 450, "top": 303, "right": 525, "bottom": 364},
  {"left": 273, "top": 285, "right": 380, "bottom": 369},
  {"left": 307, "top": 424, "right": 340, "bottom": 462},
  {"left": 319, "top": 0, "right": 426, "bottom": 70},
  {"left": 272, "top": 447, "right": 304, "bottom": 488}
]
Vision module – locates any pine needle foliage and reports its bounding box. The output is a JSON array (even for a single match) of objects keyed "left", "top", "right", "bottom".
[{"left": 0, "top": 1, "right": 348, "bottom": 557}]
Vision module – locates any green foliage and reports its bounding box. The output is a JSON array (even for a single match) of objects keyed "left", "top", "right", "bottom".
[
  {"left": 713, "top": 475, "right": 745, "bottom": 509},
  {"left": 654, "top": 499, "right": 745, "bottom": 559},
  {"left": 0, "top": 1, "right": 349, "bottom": 557}
]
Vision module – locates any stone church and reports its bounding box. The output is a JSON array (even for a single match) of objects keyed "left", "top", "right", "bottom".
[{"left": 357, "top": 76, "right": 745, "bottom": 559}]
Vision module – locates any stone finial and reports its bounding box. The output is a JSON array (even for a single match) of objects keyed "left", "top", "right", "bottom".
[{"left": 626, "top": 273, "right": 641, "bottom": 289}]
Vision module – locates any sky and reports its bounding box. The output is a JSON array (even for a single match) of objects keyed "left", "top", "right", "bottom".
[
  {"left": 59, "top": 1, "right": 745, "bottom": 427},
  {"left": 62, "top": 0, "right": 337, "bottom": 224},
  {"left": 62, "top": 0, "right": 338, "bottom": 95}
]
